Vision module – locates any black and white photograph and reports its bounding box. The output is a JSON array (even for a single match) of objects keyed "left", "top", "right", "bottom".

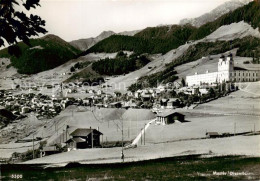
[{"left": 0, "top": 0, "right": 260, "bottom": 180}]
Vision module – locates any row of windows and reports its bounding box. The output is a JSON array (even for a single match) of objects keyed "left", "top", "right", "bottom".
[
  {"left": 231, "top": 72, "right": 258, "bottom": 77},
  {"left": 232, "top": 78, "right": 258, "bottom": 82}
]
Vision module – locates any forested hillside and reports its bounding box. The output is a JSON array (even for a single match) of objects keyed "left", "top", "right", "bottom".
[
  {"left": 92, "top": 52, "right": 150, "bottom": 75},
  {"left": 128, "top": 36, "right": 260, "bottom": 91},
  {"left": 85, "top": 1, "right": 259, "bottom": 55},
  {"left": 85, "top": 25, "right": 196, "bottom": 55},
  {"left": 0, "top": 35, "right": 81, "bottom": 74}
]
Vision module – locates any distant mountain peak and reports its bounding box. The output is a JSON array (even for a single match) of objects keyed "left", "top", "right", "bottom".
[
  {"left": 41, "top": 34, "right": 63, "bottom": 41},
  {"left": 69, "top": 30, "right": 140, "bottom": 51},
  {"left": 179, "top": 0, "right": 253, "bottom": 27},
  {"left": 95, "top": 31, "right": 116, "bottom": 41}
]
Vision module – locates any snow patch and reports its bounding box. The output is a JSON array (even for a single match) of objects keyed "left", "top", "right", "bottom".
[{"left": 204, "top": 21, "right": 260, "bottom": 41}]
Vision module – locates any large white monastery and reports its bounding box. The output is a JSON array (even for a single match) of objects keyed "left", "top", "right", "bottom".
[{"left": 186, "top": 54, "right": 260, "bottom": 86}]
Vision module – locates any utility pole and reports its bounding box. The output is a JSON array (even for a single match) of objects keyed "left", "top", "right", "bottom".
[
  {"left": 102, "top": 134, "right": 103, "bottom": 148},
  {"left": 90, "top": 127, "right": 93, "bottom": 148},
  {"left": 144, "top": 124, "right": 146, "bottom": 145},
  {"left": 234, "top": 122, "right": 236, "bottom": 136},
  {"left": 121, "top": 118, "right": 124, "bottom": 162},
  {"left": 141, "top": 128, "right": 143, "bottom": 145},
  {"left": 63, "top": 130, "right": 65, "bottom": 142},
  {"left": 32, "top": 133, "right": 35, "bottom": 159},
  {"left": 32, "top": 113, "right": 35, "bottom": 159}
]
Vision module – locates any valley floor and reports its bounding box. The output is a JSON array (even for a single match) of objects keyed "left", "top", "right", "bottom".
[
  {"left": 0, "top": 81, "right": 259, "bottom": 164},
  {"left": 22, "top": 82, "right": 260, "bottom": 165}
]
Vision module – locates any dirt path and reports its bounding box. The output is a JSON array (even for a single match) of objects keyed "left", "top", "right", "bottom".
[{"left": 131, "top": 119, "right": 156, "bottom": 146}]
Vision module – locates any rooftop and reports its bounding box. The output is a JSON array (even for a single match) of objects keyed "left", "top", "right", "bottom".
[
  {"left": 157, "top": 111, "right": 184, "bottom": 118},
  {"left": 70, "top": 128, "right": 103, "bottom": 137}
]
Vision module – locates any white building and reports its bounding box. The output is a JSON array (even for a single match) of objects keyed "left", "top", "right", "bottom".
[{"left": 186, "top": 54, "right": 260, "bottom": 86}]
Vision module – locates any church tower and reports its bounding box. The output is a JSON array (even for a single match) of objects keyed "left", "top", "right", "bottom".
[
  {"left": 217, "top": 53, "right": 234, "bottom": 83},
  {"left": 218, "top": 53, "right": 234, "bottom": 73}
]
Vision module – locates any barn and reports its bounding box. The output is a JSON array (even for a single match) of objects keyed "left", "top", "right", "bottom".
[
  {"left": 66, "top": 128, "right": 103, "bottom": 150},
  {"left": 156, "top": 112, "right": 185, "bottom": 125}
]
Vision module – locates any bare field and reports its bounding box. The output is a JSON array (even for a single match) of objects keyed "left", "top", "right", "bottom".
[
  {"left": 24, "top": 135, "right": 260, "bottom": 164},
  {"left": 0, "top": 107, "right": 156, "bottom": 159},
  {"left": 145, "top": 115, "right": 260, "bottom": 144}
]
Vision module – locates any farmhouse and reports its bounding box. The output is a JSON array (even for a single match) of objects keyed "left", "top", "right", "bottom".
[
  {"left": 66, "top": 128, "right": 103, "bottom": 150},
  {"left": 156, "top": 112, "right": 185, "bottom": 125},
  {"left": 186, "top": 54, "right": 260, "bottom": 86}
]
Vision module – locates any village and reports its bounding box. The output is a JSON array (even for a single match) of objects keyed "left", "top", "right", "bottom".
[
  {"left": 1, "top": 53, "right": 260, "bottom": 164},
  {"left": 0, "top": 73, "right": 234, "bottom": 125}
]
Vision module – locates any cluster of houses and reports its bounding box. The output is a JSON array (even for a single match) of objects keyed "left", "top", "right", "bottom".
[{"left": 0, "top": 90, "right": 81, "bottom": 119}]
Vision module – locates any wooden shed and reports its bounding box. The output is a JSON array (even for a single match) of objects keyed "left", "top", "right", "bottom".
[
  {"left": 206, "top": 132, "right": 220, "bottom": 138},
  {"left": 156, "top": 112, "right": 185, "bottom": 125},
  {"left": 66, "top": 128, "right": 103, "bottom": 150}
]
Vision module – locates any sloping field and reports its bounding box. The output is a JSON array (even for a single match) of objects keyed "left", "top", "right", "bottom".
[
  {"left": 24, "top": 135, "right": 260, "bottom": 164},
  {"left": 145, "top": 114, "right": 260, "bottom": 144},
  {"left": 105, "top": 44, "right": 190, "bottom": 92},
  {"left": 204, "top": 21, "right": 260, "bottom": 41},
  {"left": 190, "top": 81, "right": 260, "bottom": 115},
  {"left": 42, "top": 107, "right": 156, "bottom": 146},
  {"left": 0, "top": 107, "right": 155, "bottom": 158}
]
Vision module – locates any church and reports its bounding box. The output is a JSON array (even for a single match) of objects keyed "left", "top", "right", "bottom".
[{"left": 186, "top": 54, "right": 260, "bottom": 87}]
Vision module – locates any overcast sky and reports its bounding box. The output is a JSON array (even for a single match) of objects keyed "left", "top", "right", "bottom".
[{"left": 30, "top": 0, "right": 231, "bottom": 41}]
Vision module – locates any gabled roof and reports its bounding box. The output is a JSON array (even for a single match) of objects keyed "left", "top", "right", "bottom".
[
  {"left": 168, "top": 98, "right": 179, "bottom": 102},
  {"left": 206, "top": 132, "right": 219, "bottom": 136},
  {"left": 65, "top": 137, "right": 86, "bottom": 143},
  {"left": 42, "top": 146, "right": 58, "bottom": 152},
  {"left": 161, "top": 98, "right": 168, "bottom": 103},
  {"left": 70, "top": 128, "right": 103, "bottom": 137},
  {"left": 141, "top": 94, "right": 151, "bottom": 98},
  {"left": 157, "top": 111, "right": 184, "bottom": 118}
]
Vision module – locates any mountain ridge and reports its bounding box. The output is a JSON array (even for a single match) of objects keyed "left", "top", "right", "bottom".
[
  {"left": 179, "top": 0, "right": 253, "bottom": 27},
  {"left": 0, "top": 34, "right": 82, "bottom": 74},
  {"left": 83, "top": 1, "right": 259, "bottom": 56},
  {"left": 69, "top": 30, "right": 141, "bottom": 51}
]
